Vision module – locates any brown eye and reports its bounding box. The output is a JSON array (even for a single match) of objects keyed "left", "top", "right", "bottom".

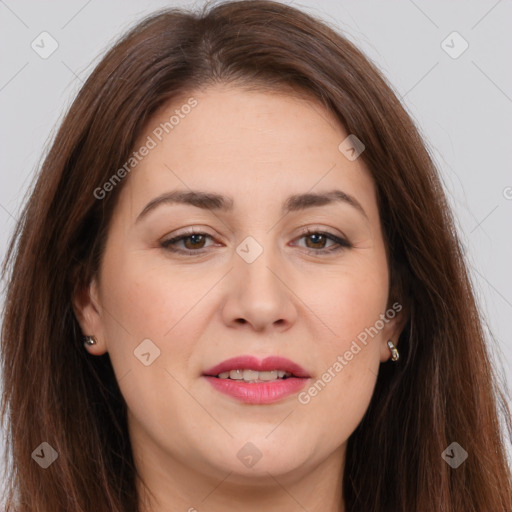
[
  {"left": 294, "top": 229, "right": 351, "bottom": 254},
  {"left": 161, "top": 229, "right": 351, "bottom": 256},
  {"left": 304, "top": 233, "right": 328, "bottom": 249},
  {"left": 161, "top": 231, "right": 215, "bottom": 253},
  {"left": 181, "top": 234, "right": 208, "bottom": 250}
]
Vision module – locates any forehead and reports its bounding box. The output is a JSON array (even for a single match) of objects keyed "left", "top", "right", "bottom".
[{"left": 119, "top": 85, "right": 378, "bottom": 222}]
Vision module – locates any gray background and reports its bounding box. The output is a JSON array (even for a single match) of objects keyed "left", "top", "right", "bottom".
[{"left": 1, "top": 0, "right": 511, "bottom": 492}]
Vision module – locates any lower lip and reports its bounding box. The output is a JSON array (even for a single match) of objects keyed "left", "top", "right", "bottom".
[{"left": 203, "top": 376, "right": 308, "bottom": 404}]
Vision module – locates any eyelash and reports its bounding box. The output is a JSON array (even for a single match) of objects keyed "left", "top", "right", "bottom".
[{"left": 160, "top": 227, "right": 352, "bottom": 256}]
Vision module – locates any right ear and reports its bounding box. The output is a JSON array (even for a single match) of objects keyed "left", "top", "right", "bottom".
[{"left": 72, "top": 276, "right": 108, "bottom": 355}]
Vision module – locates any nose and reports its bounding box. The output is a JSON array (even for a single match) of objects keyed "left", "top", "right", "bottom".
[{"left": 220, "top": 241, "right": 298, "bottom": 333}]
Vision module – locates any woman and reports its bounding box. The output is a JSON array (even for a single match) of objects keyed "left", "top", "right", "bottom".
[{"left": 1, "top": 1, "right": 511, "bottom": 511}]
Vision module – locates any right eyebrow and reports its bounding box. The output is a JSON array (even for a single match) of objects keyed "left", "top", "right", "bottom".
[{"left": 136, "top": 190, "right": 234, "bottom": 223}]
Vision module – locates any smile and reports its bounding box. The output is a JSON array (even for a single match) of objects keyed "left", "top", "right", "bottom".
[{"left": 202, "top": 355, "right": 310, "bottom": 404}]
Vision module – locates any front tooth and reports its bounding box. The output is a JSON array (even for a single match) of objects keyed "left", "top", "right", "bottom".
[
  {"left": 242, "top": 369, "right": 259, "bottom": 381},
  {"left": 258, "top": 370, "right": 278, "bottom": 381},
  {"left": 219, "top": 369, "right": 292, "bottom": 381}
]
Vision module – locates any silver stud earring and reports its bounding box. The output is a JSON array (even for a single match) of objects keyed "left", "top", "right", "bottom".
[
  {"left": 84, "top": 335, "right": 97, "bottom": 347},
  {"left": 387, "top": 340, "right": 399, "bottom": 361}
]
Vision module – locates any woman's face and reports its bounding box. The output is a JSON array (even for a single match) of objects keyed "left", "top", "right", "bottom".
[{"left": 76, "top": 85, "right": 403, "bottom": 487}]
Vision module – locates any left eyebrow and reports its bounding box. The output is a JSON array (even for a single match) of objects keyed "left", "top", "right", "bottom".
[
  {"left": 135, "top": 188, "right": 368, "bottom": 223},
  {"left": 283, "top": 189, "right": 367, "bottom": 219}
]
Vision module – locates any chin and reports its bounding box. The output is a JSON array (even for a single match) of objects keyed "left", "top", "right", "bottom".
[
  {"left": 202, "top": 437, "right": 315, "bottom": 479},
  {"left": 216, "top": 456, "right": 308, "bottom": 483}
]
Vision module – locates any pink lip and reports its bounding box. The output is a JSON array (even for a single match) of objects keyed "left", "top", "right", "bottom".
[
  {"left": 202, "top": 355, "right": 310, "bottom": 405},
  {"left": 203, "top": 355, "right": 310, "bottom": 378}
]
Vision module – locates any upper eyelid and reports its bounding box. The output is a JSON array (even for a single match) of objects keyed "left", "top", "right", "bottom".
[
  {"left": 163, "top": 227, "right": 344, "bottom": 242},
  {"left": 165, "top": 224, "right": 347, "bottom": 239},
  {"left": 161, "top": 228, "right": 349, "bottom": 252}
]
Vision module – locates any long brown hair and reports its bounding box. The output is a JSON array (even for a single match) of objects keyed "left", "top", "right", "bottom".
[{"left": 2, "top": 1, "right": 511, "bottom": 510}]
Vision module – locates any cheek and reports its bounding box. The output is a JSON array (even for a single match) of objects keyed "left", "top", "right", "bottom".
[
  {"left": 97, "top": 248, "right": 224, "bottom": 393},
  {"left": 295, "top": 263, "right": 387, "bottom": 436},
  {"left": 305, "top": 261, "right": 389, "bottom": 350},
  {"left": 97, "top": 252, "right": 210, "bottom": 435},
  {"left": 100, "top": 249, "right": 209, "bottom": 338}
]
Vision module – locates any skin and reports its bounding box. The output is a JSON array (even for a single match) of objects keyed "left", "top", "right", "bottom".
[{"left": 74, "top": 84, "right": 405, "bottom": 512}]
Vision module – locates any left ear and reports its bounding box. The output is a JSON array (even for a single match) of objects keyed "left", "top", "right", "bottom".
[{"left": 379, "top": 302, "right": 408, "bottom": 362}]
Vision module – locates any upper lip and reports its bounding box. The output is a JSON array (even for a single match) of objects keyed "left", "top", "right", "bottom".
[{"left": 203, "top": 355, "right": 310, "bottom": 378}]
